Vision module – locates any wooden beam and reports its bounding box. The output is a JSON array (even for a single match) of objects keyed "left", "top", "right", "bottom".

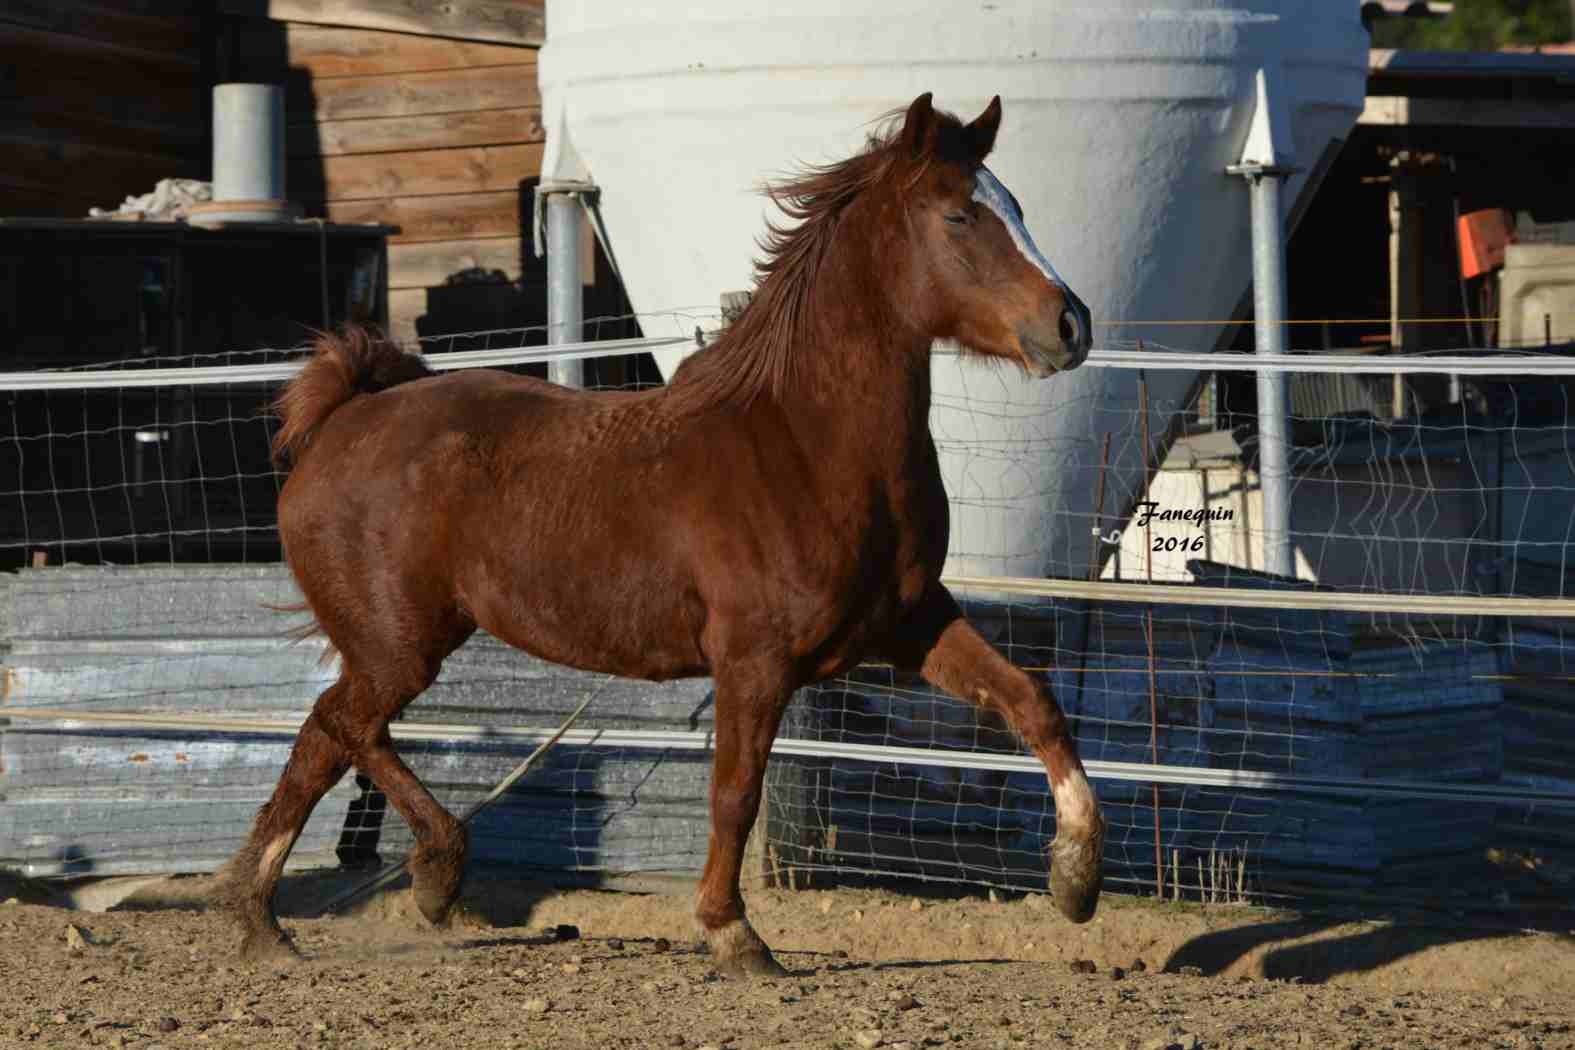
[
  {"left": 0, "top": 4, "right": 202, "bottom": 60},
  {"left": 3, "top": 138, "right": 188, "bottom": 205},
  {"left": 294, "top": 107, "right": 541, "bottom": 157},
  {"left": 216, "top": 0, "right": 544, "bottom": 47},
  {"left": 237, "top": 21, "right": 532, "bottom": 78},
  {"left": 0, "top": 182, "right": 79, "bottom": 218},
  {"left": 5, "top": 53, "right": 202, "bottom": 134},
  {"left": 291, "top": 64, "right": 538, "bottom": 123},
  {"left": 388, "top": 287, "right": 425, "bottom": 344},
  {"left": 293, "top": 143, "right": 543, "bottom": 200},
  {"left": 388, "top": 236, "right": 523, "bottom": 290},
  {"left": 6, "top": 108, "right": 203, "bottom": 156},
  {"left": 1387, "top": 156, "right": 1426, "bottom": 418},
  {"left": 1361, "top": 95, "right": 1575, "bottom": 129},
  {"left": 0, "top": 20, "right": 200, "bottom": 71},
  {"left": 324, "top": 190, "right": 522, "bottom": 243}
]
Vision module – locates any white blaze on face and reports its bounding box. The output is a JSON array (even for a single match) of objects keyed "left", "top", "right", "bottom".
[{"left": 972, "top": 166, "right": 1069, "bottom": 292}]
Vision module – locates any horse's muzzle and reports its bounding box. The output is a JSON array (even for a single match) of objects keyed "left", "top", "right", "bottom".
[{"left": 1019, "top": 289, "right": 1093, "bottom": 377}]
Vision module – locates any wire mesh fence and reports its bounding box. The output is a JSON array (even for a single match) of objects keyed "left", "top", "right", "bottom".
[
  {"left": 764, "top": 587, "right": 1562, "bottom": 910},
  {"left": 2, "top": 322, "right": 1574, "bottom": 920},
  {"left": 0, "top": 311, "right": 706, "bottom": 570},
  {"left": 931, "top": 337, "right": 1575, "bottom": 600}
]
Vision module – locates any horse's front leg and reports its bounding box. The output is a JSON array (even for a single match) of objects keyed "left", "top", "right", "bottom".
[
  {"left": 886, "top": 583, "right": 1105, "bottom": 922},
  {"left": 695, "top": 664, "right": 792, "bottom": 978}
]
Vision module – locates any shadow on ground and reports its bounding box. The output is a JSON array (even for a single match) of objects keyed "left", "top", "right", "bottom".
[
  {"left": 1163, "top": 912, "right": 1575, "bottom": 984},
  {"left": 82, "top": 865, "right": 561, "bottom": 933}
]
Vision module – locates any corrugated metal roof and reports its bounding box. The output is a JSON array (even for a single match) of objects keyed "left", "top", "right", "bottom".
[{"left": 1369, "top": 47, "right": 1575, "bottom": 77}]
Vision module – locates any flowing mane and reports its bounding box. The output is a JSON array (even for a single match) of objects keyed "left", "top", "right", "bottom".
[{"left": 667, "top": 109, "right": 957, "bottom": 408}]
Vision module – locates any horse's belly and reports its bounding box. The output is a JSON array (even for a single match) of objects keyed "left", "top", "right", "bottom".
[
  {"left": 795, "top": 563, "right": 933, "bottom": 681},
  {"left": 462, "top": 560, "right": 708, "bottom": 682}
]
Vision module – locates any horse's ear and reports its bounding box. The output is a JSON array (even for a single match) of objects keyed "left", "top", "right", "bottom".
[
  {"left": 899, "top": 92, "right": 937, "bottom": 158},
  {"left": 965, "top": 96, "right": 1002, "bottom": 160}
]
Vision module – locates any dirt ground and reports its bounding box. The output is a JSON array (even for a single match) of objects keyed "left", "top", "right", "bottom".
[{"left": 2, "top": 868, "right": 1574, "bottom": 1050}]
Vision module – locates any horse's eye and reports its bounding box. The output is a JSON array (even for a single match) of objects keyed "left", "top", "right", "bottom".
[{"left": 944, "top": 212, "right": 969, "bottom": 226}]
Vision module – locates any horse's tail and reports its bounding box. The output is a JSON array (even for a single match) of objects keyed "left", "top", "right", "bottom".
[{"left": 271, "top": 325, "right": 432, "bottom": 466}]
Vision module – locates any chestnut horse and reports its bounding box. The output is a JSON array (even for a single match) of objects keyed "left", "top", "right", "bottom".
[{"left": 215, "top": 92, "right": 1105, "bottom": 976}]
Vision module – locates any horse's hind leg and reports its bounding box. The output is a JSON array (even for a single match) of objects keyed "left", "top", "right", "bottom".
[
  {"left": 213, "top": 692, "right": 351, "bottom": 960},
  {"left": 694, "top": 664, "right": 792, "bottom": 978},
  {"left": 346, "top": 715, "right": 469, "bottom": 926}
]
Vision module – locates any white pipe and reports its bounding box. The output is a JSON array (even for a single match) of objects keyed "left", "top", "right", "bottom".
[
  {"left": 5, "top": 707, "right": 1571, "bottom": 809},
  {"left": 7, "top": 345, "right": 1573, "bottom": 394},
  {"left": 211, "top": 84, "right": 285, "bottom": 203},
  {"left": 0, "top": 336, "right": 691, "bottom": 391}
]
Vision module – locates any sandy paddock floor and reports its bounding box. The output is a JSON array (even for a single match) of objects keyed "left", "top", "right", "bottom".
[{"left": 2, "top": 869, "right": 1573, "bottom": 1050}]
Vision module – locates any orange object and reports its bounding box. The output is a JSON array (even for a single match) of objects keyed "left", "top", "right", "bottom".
[{"left": 1457, "top": 208, "right": 1513, "bottom": 279}]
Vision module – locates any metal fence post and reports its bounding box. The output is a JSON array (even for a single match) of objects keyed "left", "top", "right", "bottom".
[
  {"left": 1228, "top": 69, "right": 1298, "bottom": 579},
  {"left": 536, "top": 179, "right": 596, "bottom": 389}
]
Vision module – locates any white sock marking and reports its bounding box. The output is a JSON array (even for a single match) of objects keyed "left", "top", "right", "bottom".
[{"left": 1051, "top": 767, "right": 1100, "bottom": 834}]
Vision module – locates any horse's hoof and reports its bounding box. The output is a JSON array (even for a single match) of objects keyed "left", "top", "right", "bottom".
[
  {"left": 409, "top": 837, "right": 466, "bottom": 928},
  {"left": 718, "top": 946, "right": 788, "bottom": 979},
  {"left": 411, "top": 883, "right": 458, "bottom": 928},
  {"left": 704, "top": 919, "right": 787, "bottom": 979},
  {"left": 1049, "top": 826, "right": 1105, "bottom": 924},
  {"left": 237, "top": 929, "right": 300, "bottom": 963},
  {"left": 410, "top": 856, "right": 464, "bottom": 927}
]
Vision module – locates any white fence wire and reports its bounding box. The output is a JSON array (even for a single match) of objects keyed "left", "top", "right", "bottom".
[{"left": 2, "top": 317, "right": 1574, "bottom": 913}]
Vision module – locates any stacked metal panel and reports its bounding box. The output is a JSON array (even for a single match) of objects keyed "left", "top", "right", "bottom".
[
  {"left": 788, "top": 565, "right": 1506, "bottom": 896},
  {"left": 1497, "top": 619, "right": 1575, "bottom": 866},
  {"left": 0, "top": 562, "right": 1526, "bottom": 898},
  {"left": 0, "top": 565, "right": 716, "bottom": 879}
]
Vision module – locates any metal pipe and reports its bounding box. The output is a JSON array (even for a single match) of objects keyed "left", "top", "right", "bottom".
[
  {"left": 11, "top": 347, "right": 1575, "bottom": 395},
  {"left": 934, "top": 575, "right": 1575, "bottom": 617},
  {"left": 546, "top": 191, "right": 586, "bottom": 389},
  {"left": 8, "top": 706, "right": 1574, "bottom": 809},
  {"left": 1247, "top": 172, "right": 1295, "bottom": 578},
  {"left": 211, "top": 83, "right": 285, "bottom": 203},
  {"left": 1139, "top": 369, "right": 1163, "bottom": 896},
  {"left": 1146, "top": 607, "right": 1163, "bottom": 897},
  {"left": 1070, "top": 433, "right": 1112, "bottom": 728}
]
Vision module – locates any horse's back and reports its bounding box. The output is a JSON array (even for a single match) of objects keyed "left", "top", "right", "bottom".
[
  {"left": 277, "top": 364, "right": 925, "bottom": 683},
  {"left": 277, "top": 369, "right": 712, "bottom": 678}
]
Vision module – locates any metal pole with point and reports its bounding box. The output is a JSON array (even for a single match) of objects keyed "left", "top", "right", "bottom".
[{"left": 1227, "top": 68, "right": 1301, "bottom": 580}]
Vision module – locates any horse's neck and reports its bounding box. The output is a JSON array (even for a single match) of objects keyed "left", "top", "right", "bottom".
[
  {"left": 783, "top": 296, "right": 937, "bottom": 482},
  {"left": 752, "top": 201, "right": 938, "bottom": 480}
]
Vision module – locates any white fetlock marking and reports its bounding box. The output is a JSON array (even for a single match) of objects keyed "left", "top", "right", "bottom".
[
  {"left": 1051, "top": 768, "right": 1099, "bottom": 834},
  {"left": 258, "top": 833, "right": 294, "bottom": 882},
  {"left": 705, "top": 918, "right": 762, "bottom": 963}
]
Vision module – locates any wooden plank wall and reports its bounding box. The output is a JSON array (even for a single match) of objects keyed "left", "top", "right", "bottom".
[
  {"left": 3, "top": 2, "right": 557, "bottom": 345},
  {"left": 0, "top": 2, "right": 208, "bottom": 217},
  {"left": 222, "top": 10, "right": 549, "bottom": 343},
  {"left": 216, "top": 0, "right": 544, "bottom": 47}
]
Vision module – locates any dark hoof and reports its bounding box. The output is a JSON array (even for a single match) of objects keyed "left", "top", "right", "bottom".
[
  {"left": 409, "top": 834, "right": 467, "bottom": 928},
  {"left": 237, "top": 928, "right": 300, "bottom": 963},
  {"left": 704, "top": 919, "right": 787, "bottom": 979},
  {"left": 1050, "top": 826, "right": 1105, "bottom": 924},
  {"left": 716, "top": 944, "right": 788, "bottom": 979},
  {"left": 411, "top": 879, "right": 459, "bottom": 928}
]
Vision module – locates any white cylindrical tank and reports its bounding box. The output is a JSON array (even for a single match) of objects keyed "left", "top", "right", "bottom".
[{"left": 539, "top": 1, "right": 1366, "bottom": 579}]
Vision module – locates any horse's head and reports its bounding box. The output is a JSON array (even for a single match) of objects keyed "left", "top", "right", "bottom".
[{"left": 892, "top": 93, "right": 1092, "bottom": 377}]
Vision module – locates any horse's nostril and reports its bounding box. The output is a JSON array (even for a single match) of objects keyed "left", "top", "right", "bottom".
[{"left": 1058, "top": 307, "right": 1081, "bottom": 348}]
